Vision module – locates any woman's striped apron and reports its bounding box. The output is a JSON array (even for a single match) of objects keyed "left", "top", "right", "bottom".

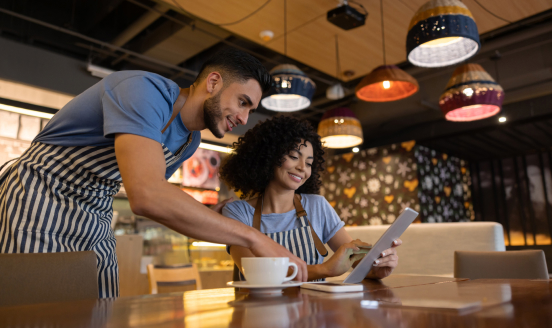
[
  {"left": 0, "top": 136, "right": 192, "bottom": 298},
  {"left": 237, "top": 194, "right": 328, "bottom": 281}
]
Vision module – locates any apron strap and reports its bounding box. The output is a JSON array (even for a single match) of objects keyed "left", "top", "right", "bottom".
[
  {"left": 252, "top": 194, "right": 328, "bottom": 257},
  {"left": 294, "top": 194, "right": 328, "bottom": 257},
  {"left": 252, "top": 195, "right": 263, "bottom": 231}
]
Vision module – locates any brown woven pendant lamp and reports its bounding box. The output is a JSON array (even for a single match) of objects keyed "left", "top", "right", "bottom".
[
  {"left": 355, "top": 65, "right": 419, "bottom": 102},
  {"left": 355, "top": 0, "right": 418, "bottom": 102}
]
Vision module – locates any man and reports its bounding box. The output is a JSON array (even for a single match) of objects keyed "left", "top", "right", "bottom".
[{"left": 0, "top": 48, "right": 307, "bottom": 298}]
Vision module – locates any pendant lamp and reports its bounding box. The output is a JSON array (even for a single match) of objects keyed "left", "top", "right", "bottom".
[
  {"left": 439, "top": 63, "right": 505, "bottom": 122},
  {"left": 356, "top": 0, "right": 418, "bottom": 102},
  {"left": 261, "top": 0, "right": 316, "bottom": 112},
  {"left": 326, "top": 35, "right": 346, "bottom": 100},
  {"left": 318, "top": 107, "right": 363, "bottom": 149},
  {"left": 407, "top": 0, "right": 480, "bottom": 68}
]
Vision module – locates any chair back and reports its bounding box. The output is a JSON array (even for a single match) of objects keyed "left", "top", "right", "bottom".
[
  {"left": 0, "top": 251, "right": 98, "bottom": 306},
  {"left": 454, "top": 250, "right": 549, "bottom": 279},
  {"left": 115, "top": 234, "right": 144, "bottom": 297},
  {"left": 147, "top": 263, "right": 202, "bottom": 294}
]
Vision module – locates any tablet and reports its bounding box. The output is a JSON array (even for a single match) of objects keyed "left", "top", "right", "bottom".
[{"left": 342, "top": 207, "right": 419, "bottom": 284}]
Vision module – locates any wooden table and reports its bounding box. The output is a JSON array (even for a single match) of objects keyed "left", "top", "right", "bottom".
[{"left": 1, "top": 275, "right": 550, "bottom": 327}]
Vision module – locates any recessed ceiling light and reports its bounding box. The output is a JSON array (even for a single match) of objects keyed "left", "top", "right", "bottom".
[
  {"left": 498, "top": 116, "right": 506, "bottom": 123},
  {"left": 259, "top": 30, "right": 274, "bottom": 41},
  {"left": 352, "top": 147, "right": 360, "bottom": 153}
]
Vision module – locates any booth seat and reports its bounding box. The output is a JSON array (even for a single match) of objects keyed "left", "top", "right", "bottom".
[{"left": 325, "top": 222, "right": 505, "bottom": 278}]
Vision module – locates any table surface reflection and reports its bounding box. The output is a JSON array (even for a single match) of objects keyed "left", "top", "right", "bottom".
[{"left": 0, "top": 275, "right": 550, "bottom": 328}]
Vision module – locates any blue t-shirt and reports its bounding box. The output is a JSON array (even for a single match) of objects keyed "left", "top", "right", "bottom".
[
  {"left": 35, "top": 71, "right": 200, "bottom": 178},
  {"left": 222, "top": 194, "right": 345, "bottom": 265}
]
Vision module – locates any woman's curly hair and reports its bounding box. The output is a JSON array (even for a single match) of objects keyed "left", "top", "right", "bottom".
[{"left": 219, "top": 115, "right": 325, "bottom": 199}]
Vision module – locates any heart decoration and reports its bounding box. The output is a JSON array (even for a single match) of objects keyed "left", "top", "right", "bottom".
[
  {"left": 431, "top": 158, "right": 438, "bottom": 165},
  {"left": 435, "top": 196, "right": 441, "bottom": 203},
  {"left": 342, "top": 153, "right": 354, "bottom": 162},
  {"left": 384, "top": 195, "right": 394, "bottom": 203},
  {"left": 403, "top": 179, "right": 419, "bottom": 192},
  {"left": 382, "top": 156, "right": 391, "bottom": 164},
  {"left": 327, "top": 166, "right": 335, "bottom": 174},
  {"left": 343, "top": 187, "right": 356, "bottom": 198},
  {"left": 329, "top": 201, "right": 337, "bottom": 208},
  {"left": 401, "top": 140, "right": 416, "bottom": 152},
  {"left": 444, "top": 186, "right": 451, "bottom": 197}
]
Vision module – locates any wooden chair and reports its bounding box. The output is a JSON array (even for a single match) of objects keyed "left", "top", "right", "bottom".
[
  {"left": 115, "top": 234, "right": 145, "bottom": 297},
  {"left": 0, "top": 251, "right": 98, "bottom": 306},
  {"left": 147, "top": 263, "right": 202, "bottom": 294},
  {"left": 454, "top": 250, "right": 549, "bottom": 279}
]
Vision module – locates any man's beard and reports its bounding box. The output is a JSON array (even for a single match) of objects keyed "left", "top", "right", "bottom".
[{"left": 203, "top": 91, "right": 224, "bottom": 138}]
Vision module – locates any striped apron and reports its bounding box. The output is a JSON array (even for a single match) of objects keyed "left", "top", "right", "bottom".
[
  {"left": 237, "top": 194, "right": 328, "bottom": 281},
  {"left": 0, "top": 136, "right": 192, "bottom": 298}
]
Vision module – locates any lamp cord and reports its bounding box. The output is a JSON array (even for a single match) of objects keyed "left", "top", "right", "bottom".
[
  {"left": 472, "top": 0, "right": 513, "bottom": 24},
  {"left": 380, "top": 0, "right": 386, "bottom": 65},
  {"left": 335, "top": 35, "right": 341, "bottom": 79},
  {"left": 190, "top": 0, "right": 272, "bottom": 26},
  {"left": 284, "top": 0, "right": 287, "bottom": 56}
]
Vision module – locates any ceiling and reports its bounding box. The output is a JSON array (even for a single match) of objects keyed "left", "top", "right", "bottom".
[
  {"left": 0, "top": 0, "right": 552, "bottom": 159},
  {"left": 160, "top": 0, "right": 552, "bottom": 81}
]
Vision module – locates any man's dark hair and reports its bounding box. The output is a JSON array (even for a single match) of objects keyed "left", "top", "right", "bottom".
[
  {"left": 220, "top": 116, "right": 325, "bottom": 199},
  {"left": 194, "top": 48, "right": 271, "bottom": 93}
]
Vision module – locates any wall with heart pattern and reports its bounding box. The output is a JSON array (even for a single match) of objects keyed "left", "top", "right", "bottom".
[{"left": 320, "top": 141, "right": 473, "bottom": 226}]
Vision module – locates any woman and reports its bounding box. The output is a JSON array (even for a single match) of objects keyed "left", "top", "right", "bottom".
[{"left": 220, "top": 116, "right": 401, "bottom": 281}]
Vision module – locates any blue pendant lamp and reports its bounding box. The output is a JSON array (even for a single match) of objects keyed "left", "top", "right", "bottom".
[
  {"left": 407, "top": 0, "right": 480, "bottom": 68},
  {"left": 261, "top": 0, "right": 316, "bottom": 112},
  {"left": 261, "top": 64, "right": 316, "bottom": 112}
]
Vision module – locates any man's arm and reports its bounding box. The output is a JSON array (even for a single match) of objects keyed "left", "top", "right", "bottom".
[{"left": 114, "top": 133, "right": 308, "bottom": 280}]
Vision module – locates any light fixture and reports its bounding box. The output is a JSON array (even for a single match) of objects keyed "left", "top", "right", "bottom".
[
  {"left": 499, "top": 116, "right": 507, "bottom": 123},
  {"left": 326, "top": 35, "right": 346, "bottom": 100},
  {"left": 261, "top": 0, "right": 316, "bottom": 112},
  {"left": 87, "top": 63, "right": 116, "bottom": 78},
  {"left": 261, "top": 64, "right": 316, "bottom": 111},
  {"left": 352, "top": 147, "right": 360, "bottom": 153},
  {"left": 407, "top": 0, "right": 480, "bottom": 68},
  {"left": 355, "top": 0, "right": 418, "bottom": 102},
  {"left": 191, "top": 241, "right": 226, "bottom": 247},
  {"left": 259, "top": 30, "right": 274, "bottom": 41},
  {"left": 199, "top": 142, "right": 233, "bottom": 153},
  {"left": 439, "top": 63, "right": 505, "bottom": 122},
  {"left": 318, "top": 107, "right": 363, "bottom": 149},
  {"left": 0, "top": 103, "right": 54, "bottom": 119}
]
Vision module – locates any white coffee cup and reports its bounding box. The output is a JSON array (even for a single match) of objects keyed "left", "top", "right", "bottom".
[{"left": 241, "top": 257, "right": 298, "bottom": 285}]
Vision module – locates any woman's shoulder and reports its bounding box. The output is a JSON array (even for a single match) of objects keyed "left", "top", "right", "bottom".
[
  {"left": 300, "top": 193, "right": 329, "bottom": 206},
  {"left": 224, "top": 199, "right": 254, "bottom": 211}
]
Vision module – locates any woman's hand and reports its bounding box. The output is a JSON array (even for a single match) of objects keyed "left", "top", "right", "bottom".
[
  {"left": 321, "top": 242, "right": 369, "bottom": 277},
  {"left": 366, "top": 239, "right": 402, "bottom": 279}
]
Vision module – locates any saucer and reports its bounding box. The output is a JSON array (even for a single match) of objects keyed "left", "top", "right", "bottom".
[{"left": 227, "top": 281, "right": 303, "bottom": 295}]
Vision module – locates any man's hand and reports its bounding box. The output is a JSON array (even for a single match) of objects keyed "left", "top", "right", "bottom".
[
  {"left": 248, "top": 234, "right": 308, "bottom": 282},
  {"left": 212, "top": 197, "right": 233, "bottom": 214}
]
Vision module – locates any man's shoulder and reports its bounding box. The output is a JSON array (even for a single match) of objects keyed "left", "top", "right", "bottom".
[{"left": 103, "top": 71, "right": 178, "bottom": 91}]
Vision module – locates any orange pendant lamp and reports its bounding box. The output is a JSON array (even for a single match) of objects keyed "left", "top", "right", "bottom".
[{"left": 355, "top": 0, "right": 418, "bottom": 102}]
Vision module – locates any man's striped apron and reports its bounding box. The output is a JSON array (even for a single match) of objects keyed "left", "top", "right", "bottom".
[
  {"left": 0, "top": 137, "right": 192, "bottom": 298},
  {"left": 236, "top": 194, "right": 328, "bottom": 281}
]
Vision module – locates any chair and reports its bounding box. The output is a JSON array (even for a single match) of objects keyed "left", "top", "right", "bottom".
[
  {"left": 0, "top": 251, "right": 98, "bottom": 307},
  {"left": 454, "top": 250, "right": 549, "bottom": 279},
  {"left": 115, "top": 234, "right": 144, "bottom": 297},
  {"left": 147, "top": 263, "right": 202, "bottom": 294}
]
